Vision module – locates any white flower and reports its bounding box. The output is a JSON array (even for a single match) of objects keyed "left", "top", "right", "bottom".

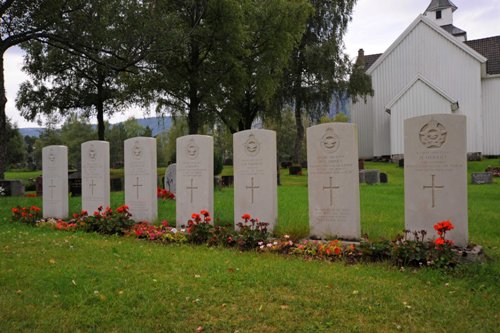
[
  {"left": 171, "top": 228, "right": 178, "bottom": 234},
  {"left": 266, "top": 243, "right": 272, "bottom": 248},
  {"left": 273, "top": 241, "right": 278, "bottom": 245},
  {"left": 259, "top": 245, "right": 264, "bottom": 249},
  {"left": 284, "top": 234, "right": 290, "bottom": 239},
  {"left": 258, "top": 241, "right": 263, "bottom": 246}
]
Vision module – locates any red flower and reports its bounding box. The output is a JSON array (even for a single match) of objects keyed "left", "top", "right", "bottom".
[
  {"left": 334, "top": 247, "right": 342, "bottom": 255},
  {"left": 81, "top": 210, "right": 88, "bottom": 216},
  {"left": 73, "top": 213, "right": 79, "bottom": 219},
  {"left": 192, "top": 213, "right": 200, "bottom": 220},
  {"left": 200, "top": 210, "right": 209, "bottom": 217},
  {"left": 241, "top": 213, "right": 251, "bottom": 220},
  {"left": 11, "top": 208, "right": 19, "bottom": 214},
  {"left": 161, "top": 221, "right": 169, "bottom": 227},
  {"left": 94, "top": 211, "right": 100, "bottom": 217},
  {"left": 205, "top": 216, "right": 212, "bottom": 222},
  {"left": 30, "top": 206, "right": 41, "bottom": 212}
]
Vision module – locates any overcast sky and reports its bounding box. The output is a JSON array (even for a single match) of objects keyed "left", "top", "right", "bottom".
[{"left": 5, "top": 0, "right": 500, "bottom": 128}]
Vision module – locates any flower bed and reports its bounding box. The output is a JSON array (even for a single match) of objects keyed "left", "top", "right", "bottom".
[{"left": 10, "top": 206, "right": 461, "bottom": 269}]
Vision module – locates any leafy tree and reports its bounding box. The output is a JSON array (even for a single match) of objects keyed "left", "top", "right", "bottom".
[
  {"left": 107, "top": 118, "right": 154, "bottom": 167},
  {"left": 33, "top": 125, "right": 62, "bottom": 169},
  {"left": 142, "top": 0, "right": 245, "bottom": 135},
  {"left": 215, "top": 0, "right": 311, "bottom": 133},
  {"left": 277, "top": 0, "right": 359, "bottom": 163},
  {"left": 5, "top": 119, "right": 26, "bottom": 168},
  {"left": 59, "top": 115, "right": 96, "bottom": 169},
  {"left": 16, "top": 0, "right": 154, "bottom": 141},
  {"left": 0, "top": 0, "right": 76, "bottom": 179}
]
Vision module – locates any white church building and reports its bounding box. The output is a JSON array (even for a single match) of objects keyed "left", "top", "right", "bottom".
[{"left": 351, "top": 0, "right": 500, "bottom": 159}]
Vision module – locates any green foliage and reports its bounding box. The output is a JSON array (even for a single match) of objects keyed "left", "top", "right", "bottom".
[
  {"left": 5, "top": 120, "right": 27, "bottom": 169},
  {"left": 235, "top": 214, "right": 270, "bottom": 251},
  {"left": 348, "top": 62, "right": 374, "bottom": 103},
  {"left": 214, "top": 149, "right": 224, "bottom": 176},
  {"left": 186, "top": 211, "right": 214, "bottom": 245}
]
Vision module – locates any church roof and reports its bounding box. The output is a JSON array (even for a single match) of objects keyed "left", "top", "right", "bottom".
[
  {"left": 364, "top": 53, "right": 382, "bottom": 71},
  {"left": 466, "top": 36, "right": 500, "bottom": 75},
  {"left": 440, "top": 24, "right": 466, "bottom": 37},
  {"left": 425, "top": 0, "right": 458, "bottom": 13}
]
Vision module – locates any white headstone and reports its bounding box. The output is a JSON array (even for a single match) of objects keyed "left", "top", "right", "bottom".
[
  {"left": 164, "top": 163, "right": 176, "bottom": 193},
  {"left": 233, "top": 129, "right": 277, "bottom": 231},
  {"left": 404, "top": 114, "right": 468, "bottom": 247},
  {"left": 81, "top": 141, "right": 110, "bottom": 213},
  {"left": 124, "top": 137, "right": 157, "bottom": 222},
  {"left": 307, "top": 123, "right": 360, "bottom": 240},
  {"left": 176, "top": 135, "right": 214, "bottom": 227},
  {"left": 42, "top": 145, "right": 69, "bottom": 219}
]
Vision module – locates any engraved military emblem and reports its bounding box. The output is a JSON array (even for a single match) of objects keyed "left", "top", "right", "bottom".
[
  {"left": 321, "top": 127, "right": 340, "bottom": 153},
  {"left": 48, "top": 148, "right": 56, "bottom": 162},
  {"left": 244, "top": 133, "right": 260, "bottom": 156},
  {"left": 88, "top": 144, "right": 97, "bottom": 160},
  {"left": 419, "top": 119, "right": 447, "bottom": 149},
  {"left": 185, "top": 139, "right": 199, "bottom": 159},
  {"left": 132, "top": 140, "right": 143, "bottom": 159}
]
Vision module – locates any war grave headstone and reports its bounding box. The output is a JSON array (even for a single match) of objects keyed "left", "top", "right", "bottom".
[
  {"left": 306, "top": 123, "right": 360, "bottom": 240},
  {"left": 164, "top": 163, "right": 176, "bottom": 193},
  {"left": 176, "top": 135, "right": 214, "bottom": 227},
  {"left": 42, "top": 145, "right": 69, "bottom": 219},
  {"left": 124, "top": 137, "right": 157, "bottom": 222},
  {"left": 234, "top": 130, "right": 277, "bottom": 231},
  {"left": 82, "top": 141, "right": 110, "bottom": 213},
  {"left": 471, "top": 172, "right": 493, "bottom": 185},
  {"left": 404, "top": 114, "right": 468, "bottom": 247}
]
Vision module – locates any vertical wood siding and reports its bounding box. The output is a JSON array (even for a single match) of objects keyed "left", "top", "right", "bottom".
[
  {"left": 371, "top": 22, "right": 483, "bottom": 156},
  {"left": 482, "top": 77, "right": 500, "bottom": 155},
  {"left": 350, "top": 97, "right": 374, "bottom": 158}
]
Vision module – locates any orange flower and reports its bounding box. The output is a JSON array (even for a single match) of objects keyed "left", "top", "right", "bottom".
[
  {"left": 334, "top": 247, "right": 342, "bottom": 255},
  {"left": 241, "top": 213, "right": 251, "bottom": 220}
]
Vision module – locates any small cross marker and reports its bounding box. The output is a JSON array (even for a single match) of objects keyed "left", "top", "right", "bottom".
[
  {"left": 89, "top": 179, "right": 96, "bottom": 196},
  {"left": 49, "top": 179, "right": 56, "bottom": 199},
  {"left": 323, "top": 176, "right": 340, "bottom": 206},
  {"left": 423, "top": 174, "right": 444, "bottom": 208},
  {"left": 133, "top": 177, "right": 143, "bottom": 200},
  {"left": 246, "top": 177, "right": 260, "bottom": 204},
  {"left": 186, "top": 178, "right": 198, "bottom": 203}
]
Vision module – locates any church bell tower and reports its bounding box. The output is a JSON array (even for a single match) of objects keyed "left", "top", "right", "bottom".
[{"left": 423, "top": 0, "right": 467, "bottom": 41}]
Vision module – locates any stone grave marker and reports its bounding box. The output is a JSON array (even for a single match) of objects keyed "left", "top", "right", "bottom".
[
  {"left": 471, "top": 172, "right": 493, "bottom": 185},
  {"left": 364, "top": 170, "right": 380, "bottom": 184},
  {"left": 234, "top": 130, "right": 277, "bottom": 231},
  {"left": 176, "top": 135, "right": 213, "bottom": 227},
  {"left": 404, "top": 114, "right": 468, "bottom": 247},
  {"left": 42, "top": 145, "right": 69, "bottom": 219},
  {"left": 306, "top": 123, "right": 360, "bottom": 240},
  {"left": 82, "top": 141, "right": 110, "bottom": 213},
  {"left": 124, "top": 137, "right": 157, "bottom": 222},
  {"left": 380, "top": 173, "right": 388, "bottom": 183},
  {"left": 164, "top": 163, "right": 176, "bottom": 193},
  {"left": 0, "top": 180, "right": 24, "bottom": 196}
]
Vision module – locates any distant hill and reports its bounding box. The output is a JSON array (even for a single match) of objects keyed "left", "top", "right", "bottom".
[{"left": 19, "top": 116, "right": 172, "bottom": 138}]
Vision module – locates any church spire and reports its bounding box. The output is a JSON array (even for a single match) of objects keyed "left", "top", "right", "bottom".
[{"left": 424, "top": 0, "right": 457, "bottom": 26}]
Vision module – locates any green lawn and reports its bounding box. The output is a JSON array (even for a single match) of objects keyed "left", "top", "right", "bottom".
[{"left": 0, "top": 159, "right": 499, "bottom": 332}]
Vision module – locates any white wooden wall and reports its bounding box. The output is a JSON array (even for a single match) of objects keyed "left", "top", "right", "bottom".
[
  {"left": 350, "top": 96, "right": 373, "bottom": 158},
  {"left": 390, "top": 79, "right": 453, "bottom": 155},
  {"left": 482, "top": 76, "right": 500, "bottom": 155},
  {"left": 369, "top": 20, "right": 483, "bottom": 156}
]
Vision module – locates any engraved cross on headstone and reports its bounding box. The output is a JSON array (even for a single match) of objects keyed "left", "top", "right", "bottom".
[
  {"left": 133, "top": 176, "right": 143, "bottom": 200},
  {"left": 49, "top": 179, "right": 56, "bottom": 199},
  {"left": 323, "top": 176, "right": 340, "bottom": 206},
  {"left": 423, "top": 174, "right": 444, "bottom": 208},
  {"left": 246, "top": 177, "right": 260, "bottom": 204},
  {"left": 89, "top": 179, "right": 96, "bottom": 196},
  {"left": 186, "top": 178, "right": 198, "bottom": 203}
]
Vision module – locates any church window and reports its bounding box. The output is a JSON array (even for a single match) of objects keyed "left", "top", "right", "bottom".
[{"left": 436, "top": 10, "right": 442, "bottom": 19}]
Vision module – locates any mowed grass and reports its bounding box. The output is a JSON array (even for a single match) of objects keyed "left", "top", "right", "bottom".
[{"left": 0, "top": 159, "right": 499, "bottom": 332}]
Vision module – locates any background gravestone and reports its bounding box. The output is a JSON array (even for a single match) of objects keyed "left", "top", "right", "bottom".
[
  {"left": 124, "top": 137, "right": 157, "bottom": 222},
  {"left": 364, "top": 170, "right": 380, "bottom": 184},
  {"left": 176, "top": 135, "right": 213, "bottom": 227},
  {"left": 0, "top": 180, "right": 24, "bottom": 196},
  {"left": 405, "top": 114, "right": 468, "bottom": 247},
  {"left": 471, "top": 172, "right": 493, "bottom": 185},
  {"left": 306, "top": 123, "right": 360, "bottom": 240},
  {"left": 164, "top": 163, "right": 176, "bottom": 193},
  {"left": 82, "top": 141, "right": 110, "bottom": 213},
  {"left": 42, "top": 145, "right": 69, "bottom": 219},
  {"left": 233, "top": 130, "right": 277, "bottom": 231}
]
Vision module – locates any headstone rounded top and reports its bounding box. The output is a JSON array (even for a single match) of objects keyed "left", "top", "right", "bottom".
[
  {"left": 42, "top": 145, "right": 68, "bottom": 163},
  {"left": 82, "top": 140, "right": 109, "bottom": 162},
  {"left": 419, "top": 119, "right": 447, "bottom": 149},
  {"left": 233, "top": 129, "right": 276, "bottom": 158},
  {"left": 308, "top": 123, "right": 357, "bottom": 155}
]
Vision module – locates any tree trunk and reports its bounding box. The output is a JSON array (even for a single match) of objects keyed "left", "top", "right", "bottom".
[
  {"left": 293, "top": 96, "right": 303, "bottom": 164},
  {"left": 0, "top": 53, "right": 8, "bottom": 180},
  {"left": 96, "top": 75, "right": 105, "bottom": 140},
  {"left": 187, "top": 98, "right": 199, "bottom": 135}
]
